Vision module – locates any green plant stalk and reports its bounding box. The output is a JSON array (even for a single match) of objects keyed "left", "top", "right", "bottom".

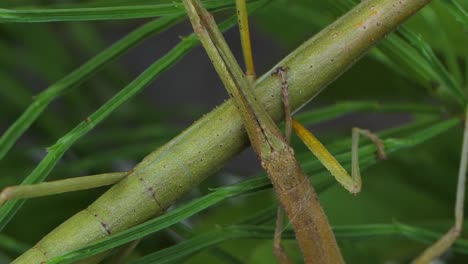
[
  {"left": 44, "top": 116, "right": 459, "bottom": 263},
  {"left": 12, "top": 0, "right": 432, "bottom": 263}
]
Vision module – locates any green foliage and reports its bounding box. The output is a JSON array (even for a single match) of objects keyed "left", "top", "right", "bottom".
[{"left": 0, "top": 0, "right": 467, "bottom": 263}]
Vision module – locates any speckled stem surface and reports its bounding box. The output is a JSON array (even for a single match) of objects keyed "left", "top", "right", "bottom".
[{"left": 13, "top": 0, "right": 431, "bottom": 262}]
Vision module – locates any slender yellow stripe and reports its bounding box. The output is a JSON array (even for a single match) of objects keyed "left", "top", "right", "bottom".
[
  {"left": 236, "top": 0, "right": 256, "bottom": 79},
  {"left": 292, "top": 119, "right": 358, "bottom": 193}
]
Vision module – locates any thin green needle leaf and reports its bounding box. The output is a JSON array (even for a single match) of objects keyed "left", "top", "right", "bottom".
[
  {"left": 0, "top": 15, "right": 181, "bottom": 162},
  {"left": 77, "top": 124, "right": 177, "bottom": 148},
  {"left": 294, "top": 101, "right": 443, "bottom": 125},
  {"left": 128, "top": 223, "right": 468, "bottom": 264},
  {"left": 46, "top": 118, "right": 458, "bottom": 264},
  {"left": 444, "top": 0, "right": 468, "bottom": 26},
  {"left": 335, "top": 223, "right": 468, "bottom": 254},
  {"left": 0, "top": 15, "right": 242, "bottom": 231},
  {"left": 399, "top": 27, "right": 464, "bottom": 103},
  {"left": 169, "top": 222, "right": 242, "bottom": 264},
  {"left": 0, "top": 0, "right": 260, "bottom": 23},
  {"left": 0, "top": 233, "right": 30, "bottom": 255},
  {"left": 375, "top": 33, "right": 463, "bottom": 106},
  {"left": 57, "top": 141, "right": 167, "bottom": 173},
  {"left": 378, "top": 37, "right": 436, "bottom": 82},
  {"left": 128, "top": 226, "right": 281, "bottom": 264},
  {"left": 331, "top": 0, "right": 465, "bottom": 107},
  {"left": 301, "top": 115, "right": 441, "bottom": 163}
]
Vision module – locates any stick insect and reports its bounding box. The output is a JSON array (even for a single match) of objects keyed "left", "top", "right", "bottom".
[
  {"left": 181, "top": 0, "right": 390, "bottom": 262},
  {"left": 2, "top": 1, "right": 442, "bottom": 260},
  {"left": 196, "top": 0, "right": 468, "bottom": 263}
]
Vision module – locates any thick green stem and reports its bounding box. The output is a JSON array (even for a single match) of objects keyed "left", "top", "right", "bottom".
[{"left": 13, "top": 0, "right": 432, "bottom": 262}]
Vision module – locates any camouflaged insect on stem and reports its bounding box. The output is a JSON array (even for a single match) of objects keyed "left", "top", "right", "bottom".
[{"left": 13, "top": 0, "right": 432, "bottom": 263}]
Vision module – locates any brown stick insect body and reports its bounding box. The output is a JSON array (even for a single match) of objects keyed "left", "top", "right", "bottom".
[{"left": 182, "top": 0, "right": 344, "bottom": 262}]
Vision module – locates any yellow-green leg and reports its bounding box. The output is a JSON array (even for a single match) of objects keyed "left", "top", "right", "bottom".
[
  {"left": 0, "top": 172, "right": 127, "bottom": 206},
  {"left": 293, "top": 120, "right": 386, "bottom": 195},
  {"left": 274, "top": 64, "right": 386, "bottom": 262},
  {"left": 235, "top": 0, "right": 256, "bottom": 83}
]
